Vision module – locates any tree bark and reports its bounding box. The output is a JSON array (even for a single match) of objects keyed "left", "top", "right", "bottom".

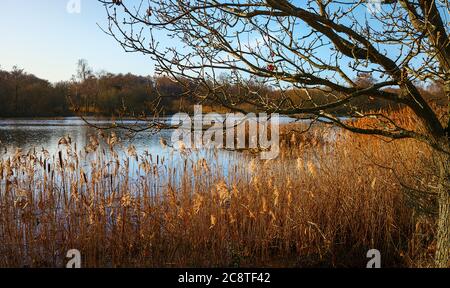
[
  {"left": 435, "top": 144, "right": 450, "bottom": 268},
  {"left": 436, "top": 75, "right": 450, "bottom": 267}
]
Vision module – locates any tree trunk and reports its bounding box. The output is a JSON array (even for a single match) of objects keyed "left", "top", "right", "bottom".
[
  {"left": 15, "top": 84, "right": 18, "bottom": 114},
  {"left": 435, "top": 148, "right": 450, "bottom": 268}
]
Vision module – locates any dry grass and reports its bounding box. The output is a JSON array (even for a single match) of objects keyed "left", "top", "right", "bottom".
[{"left": 0, "top": 110, "right": 441, "bottom": 268}]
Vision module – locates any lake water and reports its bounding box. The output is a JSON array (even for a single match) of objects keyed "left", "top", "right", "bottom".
[
  {"left": 0, "top": 116, "right": 312, "bottom": 189},
  {"left": 0, "top": 116, "right": 295, "bottom": 154},
  {"left": 0, "top": 116, "right": 299, "bottom": 157},
  {"left": 0, "top": 117, "right": 174, "bottom": 157},
  {"left": 0, "top": 117, "right": 284, "bottom": 183}
]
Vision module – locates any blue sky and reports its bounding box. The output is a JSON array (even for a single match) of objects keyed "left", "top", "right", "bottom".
[
  {"left": 0, "top": 0, "right": 390, "bottom": 86},
  {"left": 1, "top": 1, "right": 443, "bottom": 85},
  {"left": 0, "top": 0, "right": 375, "bottom": 85},
  {"left": 0, "top": 0, "right": 155, "bottom": 83}
]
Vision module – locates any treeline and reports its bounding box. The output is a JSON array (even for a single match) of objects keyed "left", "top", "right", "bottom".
[
  {"left": 0, "top": 63, "right": 446, "bottom": 118},
  {"left": 0, "top": 65, "right": 198, "bottom": 117},
  {"left": 69, "top": 72, "right": 194, "bottom": 116},
  {"left": 0, "top": 67, "right": 70, "bottom": 117}
]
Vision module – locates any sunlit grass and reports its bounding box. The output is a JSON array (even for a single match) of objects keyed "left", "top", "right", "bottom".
[{"left": 0, "top": 110, "right": 439, "bottom": 267}]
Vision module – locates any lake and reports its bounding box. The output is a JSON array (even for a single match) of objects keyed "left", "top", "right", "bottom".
[
  {"left": 0, "top": 117, "right": 277, "bottom": 185},
  {"left": 0, "top": 117, "right": 175, "bottom": 157}
]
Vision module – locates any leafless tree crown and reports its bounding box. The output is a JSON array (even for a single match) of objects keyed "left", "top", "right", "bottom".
[{"left": 99, "top": 0, "right": 449, "bottom": 151}]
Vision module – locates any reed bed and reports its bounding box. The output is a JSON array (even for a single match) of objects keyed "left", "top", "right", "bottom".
[{"left": 0, "top": 114, "right": 439, "bottom": 267}]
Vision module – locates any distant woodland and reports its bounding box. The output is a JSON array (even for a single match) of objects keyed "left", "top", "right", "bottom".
[{"left": 0, "top": 60, "right": 446, "bottom": 118}]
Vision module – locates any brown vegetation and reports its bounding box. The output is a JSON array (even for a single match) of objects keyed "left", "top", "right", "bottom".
[
  {"left": 0, "top": 109, "right": 440, "bottom": 267},
  {"left": 1, "top": 66, "right": 446, "bottom": 118}
]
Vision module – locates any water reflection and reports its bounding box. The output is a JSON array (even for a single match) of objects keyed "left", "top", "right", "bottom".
[
  {"left": 0, "top": 118, "right": 250, "bottom": 185},
  {"left": 0, "top": 118, "right": 170, "bottom": 156}
]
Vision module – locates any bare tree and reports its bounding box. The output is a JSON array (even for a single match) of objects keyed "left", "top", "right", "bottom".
[
  {"left": 76, "top": 59, "right": 93, "bottom": 82},
  {"left": 11, "top": 65, "right": 24, "bottom": 114},
  {"left": 74, "top": 59, "right": 96, "bottom": 114},
  {"left": 99, "top": 0, "right": 450, "bottom": 267}
]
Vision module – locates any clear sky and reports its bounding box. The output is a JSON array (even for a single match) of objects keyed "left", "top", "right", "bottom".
[
  {"left": 0, "top": 0, "right": 392, "bottom": 86},
  {"left": 0, "top": 0, "right": 155, "bottom": 83},
  {"left": 1, "top": 1, "right": 439, "bottom": 85}
]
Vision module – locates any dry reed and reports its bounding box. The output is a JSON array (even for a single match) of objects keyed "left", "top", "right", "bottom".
[{"left": 0, "top": 109, "right": 440, "bottom": 267}]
